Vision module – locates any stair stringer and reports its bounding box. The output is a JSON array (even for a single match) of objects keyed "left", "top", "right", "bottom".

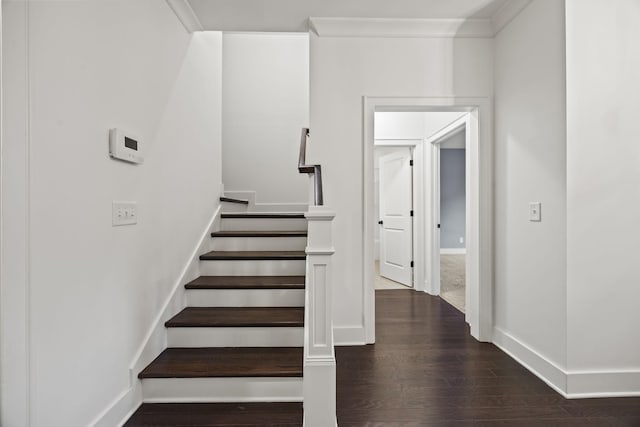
[{"left": 90, "top": 204, "right": 223, "bottom": 427}]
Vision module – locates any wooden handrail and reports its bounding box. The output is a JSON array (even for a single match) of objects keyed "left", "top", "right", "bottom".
[{"left": 298, "top": 128, "right": 323, "bottom": 206}]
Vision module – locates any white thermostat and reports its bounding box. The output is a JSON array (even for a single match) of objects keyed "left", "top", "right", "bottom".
[{"left": 109, "top": 128, "right": 143, "bottom": 164}]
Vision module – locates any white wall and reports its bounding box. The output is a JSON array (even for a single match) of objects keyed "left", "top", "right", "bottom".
[
  {"left": 310, "top": 34, "right": 492, "bottom": 342},
  {"left": 375, "top": 112, "right": 426, "bottom": 140},
  {"left": 222, "top": 33, "right": 309, "bottom": 204},
  {"left": 1, "top": 2, "right": 222, "bottom": 425},
  {"left": 493, "top": 0, "right": 567, "bottom": 386},
  {"left": 566, "top": 0, "right": 640, "bottom": 393}
]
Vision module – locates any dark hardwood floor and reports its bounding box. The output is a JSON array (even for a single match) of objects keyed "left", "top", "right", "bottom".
[
  {"left": 336, "top": 290, "right": 640, "bottom": 426},
  {"left": 126, "top": 290, "right": 640, "bottom": 425}
]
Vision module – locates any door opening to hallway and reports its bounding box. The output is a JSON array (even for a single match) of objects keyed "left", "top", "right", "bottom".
[
  {"left": 433, "top": 122, "right": 467, "bottom": 313},
  {"left": 370, "top": 109, "right": 471, "bottom": 318}
]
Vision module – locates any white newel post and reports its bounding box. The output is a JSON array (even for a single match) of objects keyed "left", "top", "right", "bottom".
[{"left": 303, "top": 206, "right": 337, "bottom": 427}]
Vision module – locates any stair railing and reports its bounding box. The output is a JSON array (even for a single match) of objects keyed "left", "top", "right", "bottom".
[
  {"left": 298, "top": 128, "right": 323, "bottom": 206},
  {"left": 299, "top": 128, "right": 337, "bottom": 426}
]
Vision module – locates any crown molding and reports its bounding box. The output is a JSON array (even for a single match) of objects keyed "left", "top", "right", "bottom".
[
  {"left": 309, "top": 17, "right": 494, "bottom": 38},
  {"left": 165, "top": 0, "right": 203, "bottom": 33},
  {"left": 491, "top": 0, "right": 533, "bottom": 35}
]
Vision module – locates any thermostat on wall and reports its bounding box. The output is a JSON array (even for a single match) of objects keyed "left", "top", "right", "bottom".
[{"left": 109, "top": 128, "right": 143, "bottom": 164}]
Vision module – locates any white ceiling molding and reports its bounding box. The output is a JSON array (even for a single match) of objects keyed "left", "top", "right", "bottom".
[
  {"left": 166, "top": 0, "right": 204, "bottom": 33},
  {"left": 491, "top": 0, "right": 532, "bottom": 35},
  {"left": 309, "top": 17, "right": 494, "bottom": 38}
]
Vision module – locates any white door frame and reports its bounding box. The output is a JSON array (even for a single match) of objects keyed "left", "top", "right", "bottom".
[
  {"left": 363, "top": 96, "right": 493, "bottom": 343},
  {"left": 427, "top": 115, "right": 470, "bottom": 322}
]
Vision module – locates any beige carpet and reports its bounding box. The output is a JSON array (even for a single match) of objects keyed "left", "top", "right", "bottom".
[
  {"left": 440, "top": 254, "right": 466, "bottom": 312},
  {"left": 374, "top": 261, "right": 409, "bottom": 290}
]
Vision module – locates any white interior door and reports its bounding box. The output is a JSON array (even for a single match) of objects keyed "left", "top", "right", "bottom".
[{"left": 379, "top": 148, "right": 413, "bottom": 287}]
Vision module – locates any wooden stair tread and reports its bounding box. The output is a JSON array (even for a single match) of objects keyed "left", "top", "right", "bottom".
[
  {"left": 138, "top": 347, "right": 303, "bottom": 378},
  {"left": 166, "top": 307, "right": 304, "bottom": 328},
  {"left": 221, "top": 213, "right": 305, "bottom": 219},
  {"left": 124, "top": 402, "right": 303, "bottom": 426},
  {"left": 219, "top": 196, "right": 249, "bottom": 205},
  {"left": 200, "top": 250, "right": 306, "bottom": 260},
  {"left": 211, "top": 230, "right": 307, "bottom": 237},
  {"left": 185, "top": 276, "right": 305, "bottom": 289}
]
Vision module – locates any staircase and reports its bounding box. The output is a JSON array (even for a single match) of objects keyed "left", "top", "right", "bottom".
[
  {"left": 124, "top": 199, "right": 308, "bottom": 425},
  {"left": 125, "top": 129, "right": 336, "bottom": 426}
]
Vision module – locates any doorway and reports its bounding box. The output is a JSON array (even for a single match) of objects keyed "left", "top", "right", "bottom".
[
  {"left": 363, "top": 96, "right": 493, "bottom": 344},
  {"left": 431, "top": 119, "right": 467, "bottom": 313}
]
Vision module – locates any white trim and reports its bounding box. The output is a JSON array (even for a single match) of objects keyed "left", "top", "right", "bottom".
[
  {"left": 567, "top": 371, "right": 640, "bottom": 398},
  {"left": 165, "top": 0, "right": 203, "bottom": 33},
  {"left": 333, "top": 326, "right": 366, "bottom": 346},
  {"left": 363, "top": 96, "right": 493, "bottom": 344},
  {"left": 305, "top": 248, "right": 336, "bottom": 256},
  {"left": 91, "top": 204, "right": 222, "bottom": 427},
  {"left": 493, "top": 327, "right": 640, "bottom": 398},
  {"left": 141, "top": 377, "right": 303, "bottom": 402},
  {"left": 427, "top": 113, "right": 470, "bottom": 303},
  {"left": 310, "top": 17, "right": 494, "bottom": 38},
  {"left": 374, "top": 138, "right": 422, "bottom": 147},
  {"left": 222, "top": 190, "right": 308, "bottom": 213},
  {"left": 492, "top": 327, "right": 567, "bottom": 396},
  {"left": 427, "top": 114, "right": 467, "bottom": 144},
  {"left": 1, "top": 4, "right": 32, "bottom": 425},
  {"left": 491, "top": 0, "right": 533, "bottom": 36},
  {"left": 440, "top": 248, "right": 466, "bottom": 255}
]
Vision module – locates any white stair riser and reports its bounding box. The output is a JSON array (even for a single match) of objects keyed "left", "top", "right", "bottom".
[
  {"left": 211, "top": 236, "right": 307, "bottom": 251},
  {"left": 186, "top": 289, "right": 304, "bottom": 307},
  {"left": 219, "top": 202, "right": 249, "bottom": 213},
  {"left": 221, "top": 218, "right": 307, "bottom": 231},
  {"left": 200, "top": 260, "right": 305, "bottom": 276},
  {"left": 141, "top": 377, "right": 303, "bottom": 403},
  {"left": 167, "top": 327, "right": 303, "bottom": 347}
]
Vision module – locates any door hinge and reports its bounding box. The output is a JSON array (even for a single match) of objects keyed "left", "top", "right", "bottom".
[
  {"left": 410, "top": 261, "right": 414, "bottom": 268},
  {"left": 410, "top": 159, "right": 413, "bottom": 166},
  {"left": 410, "top": 210, "right": 414, "bottom": 217},
  {"left": 437, "top": 223, "right": 441, "bottom": 228}
]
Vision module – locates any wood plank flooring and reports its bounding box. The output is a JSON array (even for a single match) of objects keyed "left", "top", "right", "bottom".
[
  {"left": 185, "top": 275, "right": 305, "bottom": 289},
  {"left": 211, "top": 230, "right": 307, "bottom": 237},
  {"left": 138, "top": 347, "right": 303, "bottom": 379},
  {"left": 165, "top": 307, "right": 304, "bottom": 327},
  {"left": 199, "top": 250, "right": 306, "bottom": 260},
  {"left": 124, "top": 402, "right": 303, "bottom": 426},
  {"left": 336, "top": 290, "right": 640, "bottom": 426},
  {"left": 127, "top": 290, "right": 640, "bottom": 425}
]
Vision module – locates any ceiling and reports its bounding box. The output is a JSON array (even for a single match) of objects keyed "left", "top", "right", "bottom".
[{"left": 187, "top": 0, "right": 511, "bottom": 32}]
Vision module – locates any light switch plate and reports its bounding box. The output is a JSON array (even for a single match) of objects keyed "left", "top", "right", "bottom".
[
  {"left": 112, "top": 201, "right": 137, "bottom": 226},
  {"left": 529, "top": 202, "right": 541, "bottom": 222}
]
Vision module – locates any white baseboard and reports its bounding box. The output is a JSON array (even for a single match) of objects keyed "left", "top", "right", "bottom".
[
  {"left": 440, "top": 248, "right": 466, "bottom": 255},
  {"left": 492, "top": 327, "right": 567, "bottom": 396},
  {"left": 333, "top": 326, "right": 366, "bottom": 346},
  {"left": 90, "top": 204, "right": 222, "bottom": 427},
  {"left": 566, "top": 370, "right": 640, "bottom": 398},
  {"left": 89, "top": 382, "right": 142, "bottom": 427},
  {"left": 493, "top": 327, "right": 640, "bottom": 398}
]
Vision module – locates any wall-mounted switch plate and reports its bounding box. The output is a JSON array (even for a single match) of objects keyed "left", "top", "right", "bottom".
[
  {"left": 112, "top": 201, "right": 137, "bottom": 226},
  {"left": 529, "top": 202, "right": 541, "bottom": 222}
]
